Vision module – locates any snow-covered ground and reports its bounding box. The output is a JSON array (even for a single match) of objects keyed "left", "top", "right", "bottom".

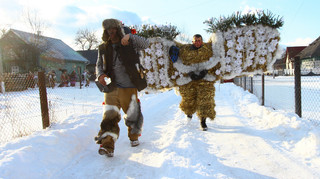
[{"left": 1, "top": 83, "right": 320, "bottom": 179}]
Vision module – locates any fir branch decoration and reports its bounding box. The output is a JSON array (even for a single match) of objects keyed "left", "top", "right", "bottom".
[
  {"left": 132, "top": 24, "right": 180, "bottom": 40},
  {"left": 204, "top": 10, "right": 284, "bottom": 33}
]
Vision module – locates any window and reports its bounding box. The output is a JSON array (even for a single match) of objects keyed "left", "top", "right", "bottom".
[{"left": 11, "top": 66, "right": 19, "bottom": 73}]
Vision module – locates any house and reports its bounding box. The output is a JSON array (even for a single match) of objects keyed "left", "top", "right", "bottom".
[
  {"left": 77, "top": 50, "right": 98, "bottom": 80},
  {"left": 296, "top": 36, "right": 320, "bottom": 75},
  {"left": 283, "top": 46, "right": 306, "bottom": 75},
  {"left": 0, "top": 29, "right": 89, "bottom": 81},
  {"left": 273, "top": 58, "right": 286, "bottom": 75}
]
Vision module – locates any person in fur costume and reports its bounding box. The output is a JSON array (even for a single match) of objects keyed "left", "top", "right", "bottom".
[
  {"left": 177, "top": 34, "right": 218, "bottom": 131},
  {"left": 94, "top": 18, "right": 149, "bottom": 157},
  {"left": 139, "top": 22, "right": 282, "bottom": 132}
]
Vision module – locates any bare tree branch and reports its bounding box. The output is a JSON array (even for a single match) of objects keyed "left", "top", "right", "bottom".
[
  {"left": 75, "top": 28, "right": 99, "bottom": 50},
  {"left": 0, "top": 27, "right": 9, "bottom": 38},
  {"left": 24, "top": 9, "right": 48, "bottom": 35},
  {"left": 22, "top": 9, "right": 49, "bottom": 50}
]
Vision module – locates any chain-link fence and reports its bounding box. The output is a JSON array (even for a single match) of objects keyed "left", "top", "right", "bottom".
[
  {"left": 0, "top": 73, "right": 43, "bottom": 142},
  {"left": 301, "top": 76, "right": 320, "bottom": 124},
  {"left": 0, "top": 71, "right": 90, "bottom": 143},
  {"left": 2, "top": 68, "right": 319, "bottom": 143},
  {"left": 234, "top": 74, "right": 320, "bottom": 126}
]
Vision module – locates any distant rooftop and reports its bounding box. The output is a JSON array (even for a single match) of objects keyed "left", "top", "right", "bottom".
[
  {"left": 10, "top": 29, "right": 88, "bottom": 63},
  {"left": 77, "top": 50, "right": 98, "bottom": 65},
  {"left": 297, "top": 36, "right": 320, "bottom": 59},
  {"left": 286, "top": 46, "right": 306, "bottom": 60}
]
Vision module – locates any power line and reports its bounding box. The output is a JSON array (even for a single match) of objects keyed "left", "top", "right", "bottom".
[
  {"left": 152, "top": 0, "right": 218, "bottom": 20},
  {"left": 289, "top": 0, "right": 304, "bottom": 26}
]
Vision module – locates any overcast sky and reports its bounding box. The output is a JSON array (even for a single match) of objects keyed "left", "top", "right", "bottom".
[{"left": 0, "top": 0, "right": 319, "bottom": 50}]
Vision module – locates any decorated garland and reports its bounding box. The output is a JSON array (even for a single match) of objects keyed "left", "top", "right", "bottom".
[
  {"left": 212, "top": 24, "right": 281, "bottom": 80},
  {"left": 140, "top": 25, "right": 281, "bottom": 91},
  {"left": 138, "top": 10, "right": 283, "bottom": 92},
  {"left": 138, "top": 10, "right": 283, "bottom": 122},
  {"left": 140, "top": 38, "right": 175, "bottom": 91}
]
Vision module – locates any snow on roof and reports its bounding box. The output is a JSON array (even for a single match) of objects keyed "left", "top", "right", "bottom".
[{"left": 10, "top": 29, "right": 89, "bottom": 63}]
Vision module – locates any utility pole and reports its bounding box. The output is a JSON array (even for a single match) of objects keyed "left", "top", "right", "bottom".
[{"left": 0, "top": 47, "right": 5, "bottom": 93}]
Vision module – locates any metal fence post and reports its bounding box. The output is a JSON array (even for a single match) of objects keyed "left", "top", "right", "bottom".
[
  {"left": 294, "top": 56, "right": 302, "bottom": 117},
  {"left": 262, "top": 74, "right": 265, "bottom": 106},
  {"left": 0, "top": 48, "right": 4, "bottom": 93},
  {"left": 0, "top": 48, "right": 3, "bottom": 74},
  {"left": 244, "top": 76, "right": 247, "bottom": 91},
  {"left": 38, "top": 71, "right": 50, "bottom": 128},
  {"left": 250, "top": 76, "right": 253, "bottom": 94},
  {"left": 78, "top": 66, "right": 82, "bottom": 89}
]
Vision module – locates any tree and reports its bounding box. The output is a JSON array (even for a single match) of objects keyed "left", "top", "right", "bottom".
[
  {"left": 23, "top": 9, "right": 49, "bottom": 71},
  {"left": 75, "top": 28, "right": 99, "bottom": 50},
  {"left": 0, "top": 27, "right": 9, "bottom": 38},
  {"left": 22, "top": 9, "right": 49, "bottom": 53},
  {"left": 24, "top": 9, "right": 48, "bottom": 36},
  {"left": 203, "top": 10, "right": 283, "bottom": 33},
  {"left": 133, "top": 24, "right": 180, "bottom": 40}
]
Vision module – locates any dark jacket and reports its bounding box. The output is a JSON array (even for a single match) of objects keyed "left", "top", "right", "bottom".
[{"left": 98, "top": 42, "right": 147, "bottom": 92}]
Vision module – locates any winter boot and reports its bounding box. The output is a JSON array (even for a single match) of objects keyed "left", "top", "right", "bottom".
[
  {"left": 128, "top": 128, "right": 140, "bottom": 147},
  {"left": 98, "top": 135, "right": 115, "bottom": 157},
  {"left": 99, "top": 145, "right": 114, "bottom": 157},
  {"left": 200, "top": 117, "right": 208, "bottom": 131},
  {"left": 130, "top": 140, "right": 140, "bottom": 147},
  {"left": 187, "top": 115, "right": 193, "bottom": 122},
  {"left": 95, "top": 106, "right": 121, "bottom": 157}
]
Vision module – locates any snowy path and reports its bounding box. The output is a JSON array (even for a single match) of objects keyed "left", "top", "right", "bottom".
[
  {"left": 51, "top": 85, "right": 317, "bottom": 179},
  {"left": 1, "top": 84, "right": 319, "bottom": 179}
]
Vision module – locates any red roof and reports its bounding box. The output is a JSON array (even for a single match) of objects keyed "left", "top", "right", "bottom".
[{"left": 285, "top": 46, "right": 307, "bottom": 60}]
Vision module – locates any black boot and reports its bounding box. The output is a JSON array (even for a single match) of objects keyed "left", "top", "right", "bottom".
[
  {"left": 200, "top": 117, "right": 208, "bottom": 131},
  {"left": 187, "top": 115, "right": 192, "bottom": 122}
]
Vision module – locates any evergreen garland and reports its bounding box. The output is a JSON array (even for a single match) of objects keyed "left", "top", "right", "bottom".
[
  {"left": 204, "top": 10, "right": 284, "bottom": 33},
  {"left": 132, "top": 24, "right": 180, "bottom": 40}
]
